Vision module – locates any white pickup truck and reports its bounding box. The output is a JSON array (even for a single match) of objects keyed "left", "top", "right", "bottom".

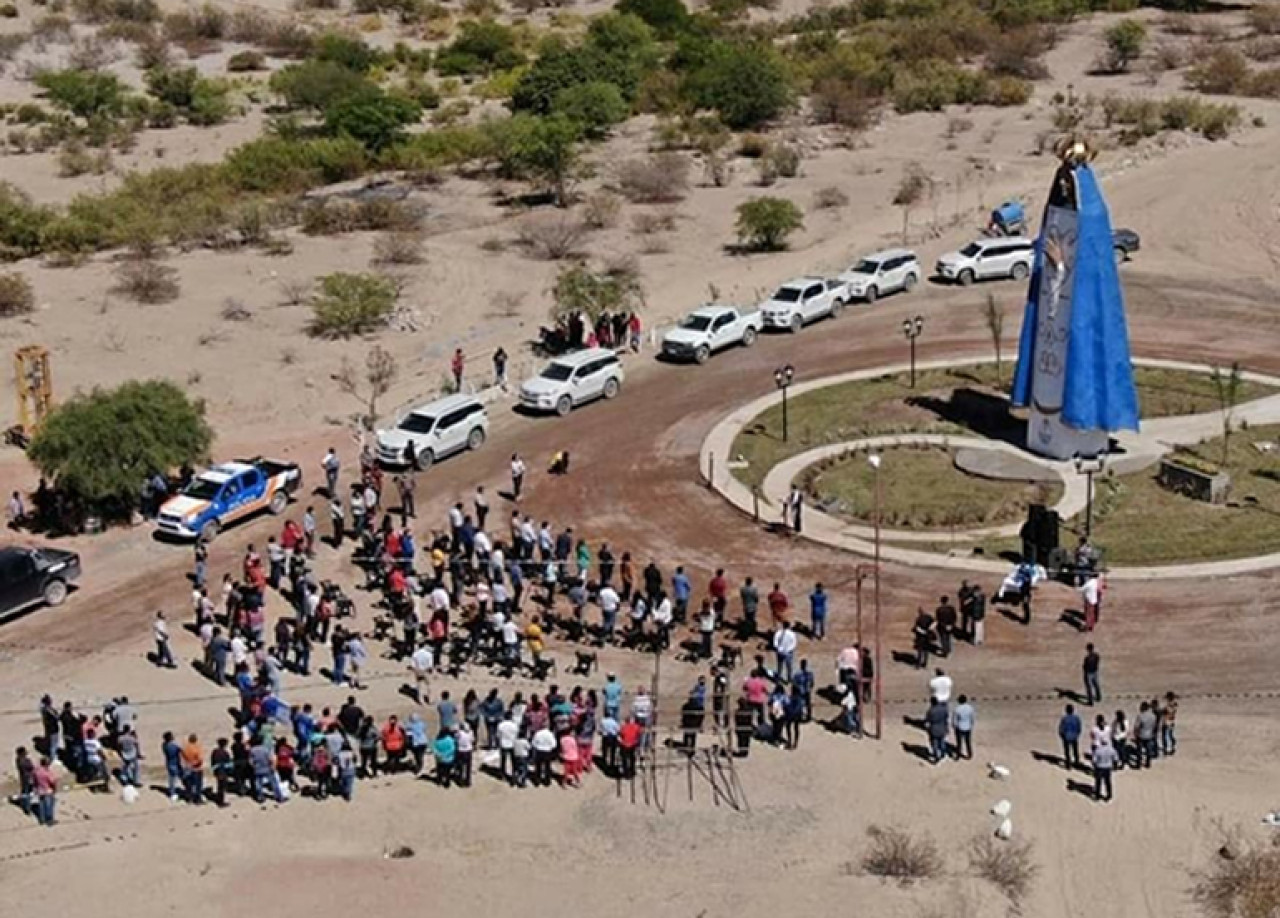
[
  {"left": 759, "top": 277, "right": 851, "bottom": 333},
  {"left": 661, "top": 305, "right": 762, "bottom": 364}
]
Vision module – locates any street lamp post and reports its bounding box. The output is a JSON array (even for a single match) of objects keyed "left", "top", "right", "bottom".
[
  {"left": 774, "top": 364, "right": 795, "bottom": 441},
  {"left": 1073, "top": 452, "right": 1107, "bottom": 542},
  {"left": 868, "top": 452, "right": 884, "bottom": 740},
  {"left": 902, "top": 316, "right": 924, "bottom": 388}
]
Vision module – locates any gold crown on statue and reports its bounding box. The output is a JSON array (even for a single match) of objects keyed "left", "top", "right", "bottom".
[{"left": 1054, "top": 135, "right": 1097, "bottom": 166}]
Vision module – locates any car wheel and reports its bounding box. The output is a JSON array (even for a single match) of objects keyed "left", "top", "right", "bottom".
[
  {"left": 42, "top": 579, "right": 67, "bottom": 607},
  {"left": 904, "top": 273, "right": 919, "bottom": 292},
  {"left": 789, "top": 315, "right": 803, "bottom": 334},
  {"left": 415, "top": 449, "right": 435, "bottom": 471},
  {"left": 958, "top": 269, "right": 975, "bottom": 287},
  {"left": 1114, "top": 246, "right": 1127, "bottom": 264},
  {"left": 1010, "top": 262, "right": 1029, "bottom": 281},
  {"left": 741, "top": 327, "right": 758, "bottom": 347},
  {"left": 864, "top": 286, "right": 878, "bottom": 304},
  {"left": 556, "top": 395, "right": 573, "bottom": 417},
  {"left": 200, "top": 519, "right": 220, "bottom": 542},
  {"left": 467, "top": 427, "right": 486, "bottom": 451},
  {"left": 694, "top": 345, "right": 711, "bottom": 365},
  {"left": 830, "top": 299, "right": 846, "bottom": 318},
  {"left": 269, "top": 490, "right": 288, "bottom": 515},
  {"left": 603, "top": 377, "right": 621, "bottom": 399}
]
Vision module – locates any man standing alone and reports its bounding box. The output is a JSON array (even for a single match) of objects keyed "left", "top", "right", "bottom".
[{"left": 1082, "top": 643, "right": 1101, "bottom": 706}]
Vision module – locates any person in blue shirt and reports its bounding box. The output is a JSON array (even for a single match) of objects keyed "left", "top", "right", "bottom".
[
  {"left": 783, "top": 685, "right": 805, "bottom": 750},
  {"left": 792, "top": 659, "right": 815, "bottom": 722},
  {"left": 161, "top": 731, "right": 183, "bottom": 801},
  {"left": 1058, "top": 703, "right": 1083, "bottom": 770},
  {"left": 602, "top": 673, "right": 623, "bottom": 720},
  {"left": 671, "top": 567, "right": 692, "bottom": 623},
  {"left": 293, "top": 704, "right": 316, "bottom": 767},
  {"left": 433, "top": 730, "right": 457, "bottom": 787},
  {"left": 809, "top": 583, "right": 829, "bottom": 641}
]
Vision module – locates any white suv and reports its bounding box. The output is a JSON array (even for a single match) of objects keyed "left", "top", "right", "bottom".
[
  {"left": 840, "top": 249, "right": 921, "bottom": 303},
  {"left": 520, "top": 348, "right": 624, "bottom": 416},
  {"left": 376, "top": 394, "right": 488, "bottom": 470},
  {"left": 936, "top": 237, "right": 1034, "bottom": 286}
]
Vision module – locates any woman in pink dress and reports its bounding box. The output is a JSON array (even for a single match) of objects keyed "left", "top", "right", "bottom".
[{"left": 559, "top": 732, "right": 581, "bottom": 787}]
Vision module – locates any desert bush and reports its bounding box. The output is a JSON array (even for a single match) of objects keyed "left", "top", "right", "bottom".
[
  {"left": 1250, "top": 2, "right": 1280, "bottom": 36},
  {"left": 301, "top": 198, "right": 419, "bottom": 236},
  {"left": 1186, "top": 47, "right": 1251, "bottom": 94},
  {"left": 582, "top": 190, "right": 622, "bottom": 229},
  {"left": 373, "top": 229, "right": 426, "bottom": 265},
  {"left": 811, "top": 78, "right": 878, "bottom": 129},
  {"left": 1100, "top": 19, "right": 1147, "bottom": 73},
  {"left": 309, "top": 271, "right": 398, "bottom": 337},
  {"left": 71, "top": 0, "right": 161, "bottom": 23},
  {"left": 0, "top": 271, "right": 35, "bottom": 317},
  {"left": 57, "top": 137, "right": 111, "bottom": 176},
  {"left": 435, "top": 18, "right": 523, "bottom": 76},
  {"left": 515, "top": 211, "right": 587, "bottom": 260},
  {"left": 144, "top": 66, "right": 234, "bottom": 126},
  {"left": 616, "top": 152, "right": 689, "bottom": 203},
  {"left": 227, "top": 50, "right": 266, "bottom": 72},
  {"left": 113, "top": 255, "right": 180, "bottom": 304},
  {"left": 861, "top": 825, "right": 943, "bottom": 884},
  {"left": 224, "top": 135, "right": 368, "bottom": 193},
  {"left": 682, "top": 40, "right": 792, "bottom": 129},
  {"left": 323, "top": 90, "right": 422, "bottom": 151},
  {"left": 35, "top": 69, "right": 129, "bottom": 119},
  {"left": 314, "top": 32, "right": 380, "bottom": 73},
  {"left": 985, "top": 25, "right": 1051, "bottom": 79},
  {"left": 252, "top": 18, "right": 314, "bottom": 59},
  {"left": 552, "top": 80, "right": 629, "bottom": 138},
  {"left": 270, "top": 60, "right": 373, "bottom": 111},
  {"left": 737, "top": 133, "right": 769, "bottom": 158},
  {"left": 219, "top": 297, "right": 253, "bottom": 321},
  {"left": 631, "top": 209, "right": 677, "bottom": 234},
  {"left": 163, "top": 3, "right": 228, "bottom": 46},
  {"left": 616, "top": 0, "right": 689, "bottom": 38},
  {"left": 968, "top": 835, "right": 1039, "bottom": 907},
  {"left": 734, "top": 196, "right": 802, "bottom": 251},
  {"left": 813, "top": 185, "right": 849, "bottom": 209},
  {"left": 1193, "top": 832, "right": 1280, "bottom": 918},
  {"left": 495, "top": 113, "right": 582, "bottom": 206},
  {"left": 759, "top": 141, "right": 800, "bottom": 184}
]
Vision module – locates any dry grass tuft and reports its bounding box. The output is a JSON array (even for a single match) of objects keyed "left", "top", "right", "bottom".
[
  {"left": 1193, "top": 832, "right": 1280, "bottom": 918},
  {"left": 861, "top": 824, "right": 944, "bottom": 885},
  {"left": 968, "top": 834, "right": 1039, "bottom": 908}
]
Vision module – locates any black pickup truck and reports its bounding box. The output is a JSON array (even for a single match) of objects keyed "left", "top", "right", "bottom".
[{"left": 0, "top": 545, "right": 81, "bottom": 621}]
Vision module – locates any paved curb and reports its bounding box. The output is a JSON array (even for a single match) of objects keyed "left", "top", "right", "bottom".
[{"left": 699, "top": 355, "right": 1280, "bottom": 580}]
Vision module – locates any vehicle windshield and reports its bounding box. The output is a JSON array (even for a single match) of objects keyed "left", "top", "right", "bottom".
[
  {"left": 183, "top": 478, "right": 222, "bottom": 501},
  {"left": 681, "top": 315, "right": 713, "bottom": 331},
  {"left": 771, "top": 287, "right": 802, "bottom": 303},
  {"left": 851, "top": 260, "right": 880, "bottom": 275},
  {"left": 398, "top": 413, "right": 436, "bottom": 434},
  {"left": 960, "top": 243, "right": 982, "bottom": 257},
  {"left": 541, "top": 363, "right": 574, "bottom": 382}
]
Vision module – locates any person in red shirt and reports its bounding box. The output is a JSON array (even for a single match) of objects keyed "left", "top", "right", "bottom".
[
  {"left": 767, "top": 583, "right": 790, "bottom": 628},
  {"left": 451, "top": 349, "right": 465, "bottom": 392},
  {"left": 281, "top": 521, "right": 301, "bottom": 554},
  {"left": 618, "top": 717, "right": 643, "bottom": 779},
  {"left": 708, "top": 568, "right": 728, "bottom": 615},
  {"left": 381, "top": 716, "right": 407, "bottom": 772}
]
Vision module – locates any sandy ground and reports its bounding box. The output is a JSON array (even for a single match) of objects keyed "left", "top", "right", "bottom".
[{"left": 1, "top": 3, "right": 1280, "bottom": 916}]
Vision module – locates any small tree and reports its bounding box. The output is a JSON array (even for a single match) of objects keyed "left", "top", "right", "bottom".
[
  {"left": 1211, "top": 361, "right": 1243, "bottom": 467},
  {"left": 552, "top": 81, "right": 629, "bottom": 139},
  {"left": 499, "top": 114, "right": 582, "bottom": 207},
  {"left": 1101, "top": 19, "right": 1147, "bottom": 74},
  {"left": 28, "top": 380, "right": 213, "bottom": 521},
  {"left": 309, "top": 272, "right": 399, "bottom": 338},
  {"left": 337, "top": 345, "right": 398, "bottom": 429},
  {"left": 893, "top": 162, "right": 928, "bottom": 244},
  {"left": 734, "top": 197, "right": 804, "bottom": 251},
  {"left": 549, "top": 261, "right": 644, "bottom": 322},
  {"left": 324, "top": 90, "right": 422, "bottom": 151},
  {"left": 983, "top": 293, "right": 1006, "bottom": 385}
]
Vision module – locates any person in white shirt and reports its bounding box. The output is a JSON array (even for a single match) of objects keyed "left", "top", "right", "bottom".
[
  {"left": 652, "top": 594, "right": 673, "bottom": 649},
  {"left": 698, "top": 600, "right": 716, "bottom": 659},
  {"left": 538, "top": 523, "right": 553, "bottom": 560},
  {"left": 430, "top": 585, "right": 450, "bottom": 614},
  {"left": 448, "top": 503, "right": 464, "bottom": 533},
  {"left": 598, "top": 585, "right": 620, "bottom": 641},
  {"left": 496, "top": 716, "right": 519, "bottom": 784},
  {"left": 772, "top": 623, "right": 798, "bottom": 682},
  {"left": 152, "top": 611, "right": 176, "bottom": 669},
  {"left": 409, "top": 645, "right": 434, "bottom": 704},
  {"left": 501, "top": 617, "right": 520, "bottom": 666},
  {"left": 531, "top": 726, "right": 556, "bottom": 785},
  {"left": 230, "top": 634, "right": 248, "bottom": 667},
  {"left": 631, "top": 688, "right": 653, "bottom": 726},
  {"left": 455, "top": 723, "right": 475, "bottom": 787},
  {"left": 510, "top": 454, "right": 526, "bottom": 501},
  {"left": 473, "top": 529, "right": 492, "bottom": 562},
  {"left": 512, "top": 734, "right": 531, "bottom": 787},
  {"left": 1090, "top": 713, "right": 1112, "bottom": 752},
  {"left": 929, "top": 668, "right": 953, "bottom": 705}
]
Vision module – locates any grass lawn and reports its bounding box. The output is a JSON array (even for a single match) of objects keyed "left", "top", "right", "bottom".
[
  {"left": 730, "top": 364, "right": 1277, "bottom": 491},
  {"left": 802, "top": 444, "right": 1062, "bottom": 530},
  {"left": 1082, "top": 425, "right": 1280, "bottom": 564}
]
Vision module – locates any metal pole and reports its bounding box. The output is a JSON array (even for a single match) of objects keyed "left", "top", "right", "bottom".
[
  {"left": 752, "top": 486, "right": 760, "bottom": 523},
  {"left": 781, "top": 386, "right": 789, "bottom": 442},
  {"left": 708, "top": 452, "right": 715, "bottom": 490},
  {"left": 873, "top": 467, "right": 883, "bottom": 740},
  {"left": 909, "top": 337, "right": 917, "bottom": 389},
  {"left": 855, "top": 569, "right": 863, "bottom": 647},
  {"left": 1085, "top": 469, "right": 1094, "bottom": 541}
]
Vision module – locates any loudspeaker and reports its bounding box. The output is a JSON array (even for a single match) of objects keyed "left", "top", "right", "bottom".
[{"left": 1024, "top": 504, "right": 1060, "bottom": 564}]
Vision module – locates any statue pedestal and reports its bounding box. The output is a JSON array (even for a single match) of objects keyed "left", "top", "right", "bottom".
[{"left": 1027, "top": 409, "right": 1108, "bottom": 461}]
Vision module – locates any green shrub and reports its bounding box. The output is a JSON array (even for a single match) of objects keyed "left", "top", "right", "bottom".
[
  {"left": 615, "top": 0, "right": 690, "bottom": 38},
  {"left": 1101, "top": 18, "right": 1147, "bottom": 73},
  {"left": 0, "top": 182, "right": 56, "bottom": 260},
  {"left": 309, "top": 272, "right": 398, "bottom": 338},
  {"left": 314, "top": 32, "right": 380, "bottom": 73},
  {"left": 735, "top": 196, "right": 803, "bottom": 251},
  {"left": 35, "top": 69, "right": 129, "bottom": 119},
  {"left": 683, "top": 40, "right": 793, "bottom": 129},
  {"left": 0, "top": 3, "right": 19, "bottom": 18},
  {"left": 144, "top": 66, "right": 234, "bottom": 125},
  {"left": 270, "top": 60, "right": 373, "bottom": 111},
  {"left": 435, "top": 19, "right": 524, "bottom": 75},
  {"left": 552, "top": 80, "right": 629, "bottom": 137},
  {"left": 0, "top": 271, "right": 34, "bottom": 317},
  {"left": 495, "top": 113, "right": 582, "bottom": 206},
  {"left": 323, "top": 90, "right": 421, "bottom": 151},
  {"left": 227, "top": 50, "right": 266, "bottom": 72},
  {"left": 225, "top": 135, "right": 368, "bottom": 192},
  {"left": 28, "top": 379, "right": 213, "bottom": 519},
  {"left": 511, "top": 13, "right": 657, "bottom": 114},
  {"left": 549, "top": 261, "right": 644, "bottom": 322}
]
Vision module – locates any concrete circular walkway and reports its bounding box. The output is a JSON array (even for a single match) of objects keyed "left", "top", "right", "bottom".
[{"left": 700, "top": 354, "right": 1280, "bottom": 580}]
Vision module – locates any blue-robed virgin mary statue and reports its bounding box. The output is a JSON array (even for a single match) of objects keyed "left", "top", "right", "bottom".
[{"left": 1011, "top": 138, "right": 1140, "bottom": 461}]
